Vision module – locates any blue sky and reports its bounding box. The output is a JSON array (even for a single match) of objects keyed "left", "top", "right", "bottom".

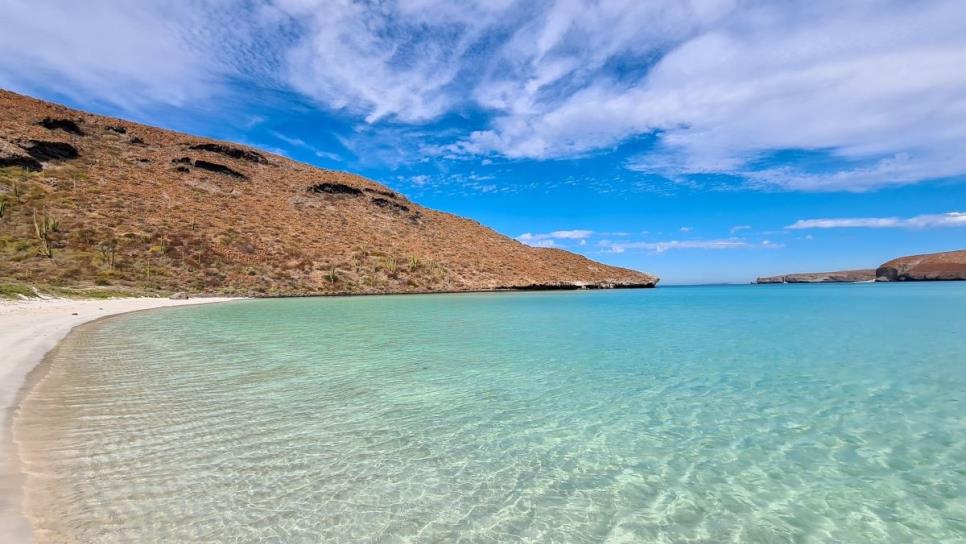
[{"left": 1, "top": 0, "right": 964, "bottom": 284}]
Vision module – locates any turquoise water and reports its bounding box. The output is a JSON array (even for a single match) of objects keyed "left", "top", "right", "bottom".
[{"left": 15, "top": 284, "right": 966, "bottom": 542}]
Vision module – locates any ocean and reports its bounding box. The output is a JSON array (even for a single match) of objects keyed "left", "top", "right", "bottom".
[{"left": 14, "top": 284, "right": 966, "bottom": 542}]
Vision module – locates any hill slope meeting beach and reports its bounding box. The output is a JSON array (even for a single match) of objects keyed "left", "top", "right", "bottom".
[
  {"left": 2, "top": 1, "right": 966, "bottom": 543},
  {"left": 0, "top": 90, "right": 656, "bottom": 296}
]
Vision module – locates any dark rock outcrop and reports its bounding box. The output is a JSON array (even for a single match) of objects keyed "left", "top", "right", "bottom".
[
  {"left": 107, "top": 125, "right": 127, "bottom": 134},
  {"left": 172, "top": 157, "right": 193, "bottom": 164},
  {"left": 194, "top": 160, "right": 246, "bottom": 179},
  {"left": 364, "top": 187, "right": 397, "bottom": 198},
  {"left": 371, "top": 197, "right": 409, "bottom": 212},
  {"left": 309, "top": 182, "right": 362, "bottom": 196},
  {"left": 876, "top": 250, "right": 966, "bottom": 281},
  {"left": 0, "top": 139, "right": 42, "bottom": 171},
  {"left": 21, "top": 140, "right": 79, "bottom": 162},
  {"left": 39, "top": 117, "right": 85, "bottom": 136},
  {"left": 189, "top": 143, "right": 267, "bottom": 164}
]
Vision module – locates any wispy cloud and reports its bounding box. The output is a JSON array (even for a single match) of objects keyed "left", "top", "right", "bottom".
[
  {"left": 729, "top": 225, "right": 751, "bottom": 235},
  {"left": 517, "top": 229, "right": 594, "bottom": 246},
  {"left": 786, "top": 211, "right": 966, "bottom": 229},
  {"left": 3, "top": 1, "right": 966, "bottom": 190},
  {"left": 601, "top": 238, "right": 783, "bottom": 254}
]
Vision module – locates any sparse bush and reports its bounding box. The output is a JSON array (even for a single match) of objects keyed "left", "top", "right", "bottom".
[
  {"left": 384, "top": 256, "right": 397, "bottom": 276},
  {"left": 33, "top": 208, "right": 59, "bottom": 258},
  {"left": 0, "top": 198, "right": 6, "bottom": 218},
  {"left": 326, "top": 267, "right": 338, "bottom": 283},
  {"left": 409, "top": 255, "right": 421, "bottom": 271}
]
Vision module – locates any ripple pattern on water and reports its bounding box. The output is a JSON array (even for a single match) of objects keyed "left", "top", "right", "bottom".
[{"left": 14, "top": 284, "right": 966, "bottom": 542}]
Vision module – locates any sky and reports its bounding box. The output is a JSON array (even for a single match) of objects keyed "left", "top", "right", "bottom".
[{"left": 1, "top": 0, "right": 964, "bottom": 284}]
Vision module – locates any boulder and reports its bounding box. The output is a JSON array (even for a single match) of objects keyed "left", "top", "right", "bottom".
[{"left": 169, "top": 292, "right": 189, "bottom": 300}]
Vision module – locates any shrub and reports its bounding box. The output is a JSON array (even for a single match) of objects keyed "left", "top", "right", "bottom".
[{"left": 33, "top": 208, "right": 59, "bottom": 257}]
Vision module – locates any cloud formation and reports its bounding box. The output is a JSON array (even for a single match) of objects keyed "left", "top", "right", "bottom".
[
  {"left": 2, "top": 1, "right": 965, "bottom": 191},
  {"left": 786, "top": 212, "right": 966, "bottom": 230},
  {"left": 517, "top": 229, "right": 593, "bottom": 246},
  {"left": 601, "top": 239, "right": 782, "bottom": 254}
]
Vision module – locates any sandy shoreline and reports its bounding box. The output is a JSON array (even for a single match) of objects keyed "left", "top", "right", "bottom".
[{"left": 0, "top": 296, "right": 238, "bottom": 542}]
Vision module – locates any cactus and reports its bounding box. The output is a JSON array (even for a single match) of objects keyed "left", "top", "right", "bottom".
[
  {"left": 384, "top": 256, "right": 398, "bottom": 275},
  {"left": 409, "top": 255, "right": 421, "bottom": 271},
  {"left": 98, "top": 239, "right": 118, "bottom": 270},
  {"left": 326, "top": 267, "right": 338, "bottom": 283},
  {"left": 33, "top": 208, "right": 59, "bottom": 257}
]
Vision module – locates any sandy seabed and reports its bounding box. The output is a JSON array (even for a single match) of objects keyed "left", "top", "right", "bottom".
[{"left": 0, "top": 296, "right": 238, "bottom": 542}]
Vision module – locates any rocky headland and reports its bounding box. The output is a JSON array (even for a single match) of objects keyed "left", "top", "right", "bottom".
[
  {"left": 757, "top": 250, "right": 965, "bottom": 284},
  {"left": 756, "top": 269, "right": 876, "bottom": 284},
  {"left": 875, "top": 250, "right": 966, "bottom": 281}
]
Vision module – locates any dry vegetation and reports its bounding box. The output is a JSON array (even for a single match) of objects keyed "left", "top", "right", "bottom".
[{"left": 0, "top": 90, "right": 658, "bottom": 296}]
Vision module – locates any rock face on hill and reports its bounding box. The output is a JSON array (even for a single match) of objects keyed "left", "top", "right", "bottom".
[
  {"left": 756, "top": 269, "right": 875, "bottom": 284},
  {"left": 0, "top": 90, "right": 657, "bottom": 295},
  {"left": 875, "top": 250, "right": 966, "bottom": 281}
]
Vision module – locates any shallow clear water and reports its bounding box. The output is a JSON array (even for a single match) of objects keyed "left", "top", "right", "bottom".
[{"left": 15, "top": 284, "right": 966, "bottom": 542}]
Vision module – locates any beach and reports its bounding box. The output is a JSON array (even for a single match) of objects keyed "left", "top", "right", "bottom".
[{"left": 0, "top": 296, "right": 237, "bottom": 542}]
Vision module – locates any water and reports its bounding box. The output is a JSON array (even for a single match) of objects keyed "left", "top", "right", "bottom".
[{"left": 14, "top": 284, "right": 966, "bottom": 542}]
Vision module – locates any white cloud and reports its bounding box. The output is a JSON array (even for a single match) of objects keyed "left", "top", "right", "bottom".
[
  {"left": 729, "top": 225, "right": 751, "bottom": 235},
  {"left": 527, "top": 239, "right": 557, "bottom": 248},
  {"left": 460, "top": 0, "right": 966, "bottom": 191},
  {"left": 3, "top": 1, "right": 966, "bottom": 190},
  {"left": 517, "top": 229, "right": 593, "bottom": 246},
  {"left": 786, "top": 211, "right": 966, "bottom": 229},
  {"left": 601, "top": 238, "right": 782, "bottom": 254},
  {"left": 679, "top": 226, "right": 693, "bottom": 233}
]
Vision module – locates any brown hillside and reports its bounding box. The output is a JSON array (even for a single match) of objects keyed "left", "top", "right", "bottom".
[
  {"left": 876, "top": 250, "right": 966, "bottom": 281},
  {"left": 0, "top": 90, "right": 657, "bottom": 296}
]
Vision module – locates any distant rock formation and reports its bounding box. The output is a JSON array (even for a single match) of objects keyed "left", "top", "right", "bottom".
[
  {"left": 876, "top": 250, "right": 966, "bottom": 281},
  {"left": 756, "top": 269, "right": 875, "bottom": 284}
]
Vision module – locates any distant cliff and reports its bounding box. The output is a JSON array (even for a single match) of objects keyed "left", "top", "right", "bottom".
[
  {"left": 876, "top": 250, "right": 966, "bottom": 281},
  {"left": 757, "top": 250, "right": 966, "bottom": 284},
  {"left": 756, "top": 270, "right": 875, "bottom": 284}
]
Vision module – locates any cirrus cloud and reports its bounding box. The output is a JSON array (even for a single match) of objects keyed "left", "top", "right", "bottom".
[{"left": 786, "top": 211, "right": 966, "bottom": 230}]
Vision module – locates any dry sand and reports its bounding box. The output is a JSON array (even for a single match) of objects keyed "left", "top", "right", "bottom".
[{"left": 0, "top": 296, "right": 238, "bottom": 542}]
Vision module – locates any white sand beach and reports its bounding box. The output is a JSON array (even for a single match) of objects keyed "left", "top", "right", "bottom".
[{"left": 0, "top": 296, "right": 237, "bottom": 542}]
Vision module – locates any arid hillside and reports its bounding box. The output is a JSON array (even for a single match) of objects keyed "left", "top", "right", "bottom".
[
  {"left": 0, "top": 90, "right": 657, "bottom": 296},
  {"left": 876, "top": 250, "right": 966, "bottom": 281}
]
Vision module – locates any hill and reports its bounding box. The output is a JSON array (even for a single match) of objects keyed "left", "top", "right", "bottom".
[
  {"left": 0, "top": 90, "right": 657, "bottom": 296},
  {"left": 876, "top": 250, "right": 966, "bottom": 281},
  {"left": 756, "top": 250, "right": 965, "bottom": 284}
]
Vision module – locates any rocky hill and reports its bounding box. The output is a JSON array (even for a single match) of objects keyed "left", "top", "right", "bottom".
[
  {"left": 756, "top": 269, "right": 875, "bottom": 284},
  {"left": 0, "top": 90, "right": 657, "bottom": 296},
  {"left": 876, "top": 250, "right": 966, "bottom": 281},
  {"left": 757, "top": 250, "right": 966, "bottom": 284}
]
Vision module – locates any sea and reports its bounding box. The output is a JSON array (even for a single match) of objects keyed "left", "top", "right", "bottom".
[{"left": 14, "top": 283, "right": 966, "bottom": 542}]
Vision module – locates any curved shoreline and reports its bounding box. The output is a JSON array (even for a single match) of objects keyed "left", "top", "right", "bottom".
[{"left": 0, "top": 297, "right": 239, "bottom": 542}]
